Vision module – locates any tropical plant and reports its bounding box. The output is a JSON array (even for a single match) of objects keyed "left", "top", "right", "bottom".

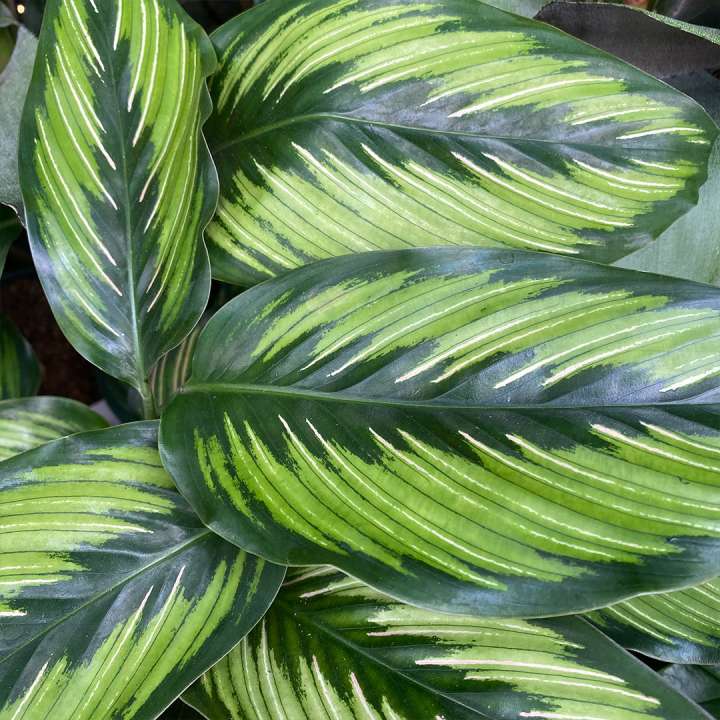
[{"left": 1, "top": 0, "right": 720, "bottom": 718}]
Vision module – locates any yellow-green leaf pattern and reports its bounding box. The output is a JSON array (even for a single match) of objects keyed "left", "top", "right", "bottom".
[
  {"left": 205, "top": 0, "right": 717, "bottom": 285},
  {"left": 183, "top": 567, "right": 710, "bottom": 720},
  {"left": 0, "top": 396, "right": 107, "bottom": 461},
  {"left": 160, "top": 248, "right": 720, "bottom": 616},
  {"left": 0, "top": 422, "right": 284, "bottom": 720},
  {"left": 18, "top": 0, "right": 217, "bottom": 398},
  {"left": 588, "top": 577, "right": 720, "bottom": 664}
]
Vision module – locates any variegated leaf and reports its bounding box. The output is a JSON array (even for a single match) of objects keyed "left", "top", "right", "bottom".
[
  {"left": 18, "top": 0, "right": 217, "bottom": 408},
  {"left": 0, "top": 314, "right": 40, "bottom": 399},
  {"left": 161, "top": 248, "right": 720, "bottom": 616},
  {"left": 587, "top": 577, "right": 720, "bottom": 664},
  {"left": 183, "top": 566, "right": 711, "bottom": 720},
  {"left": 0, "top": 396, "right": 107, "bottom": 461},
  {"left": 205, "top": 0, "right": 717, "bottom": 285},
  {"left": 661, "top": 665, "right": 720, "bottom": 719},
  {"left": 0, "top": 422, "right": 284, "bottom": 720}
]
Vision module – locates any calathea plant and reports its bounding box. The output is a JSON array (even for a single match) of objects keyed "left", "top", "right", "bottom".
[{"left": 1, "top": 0, "right": 720, "bottom": 717}]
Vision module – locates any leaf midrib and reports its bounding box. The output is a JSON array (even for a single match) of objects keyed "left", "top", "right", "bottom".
[
  {"left": 210, "top": 111, "right": 682, "bottom": 154},
  {"left": 276, "top": 593, "right": 492, "bottom": 719},
  {"left": 181, "top": 382, "right": 720, "bottom": 411}
]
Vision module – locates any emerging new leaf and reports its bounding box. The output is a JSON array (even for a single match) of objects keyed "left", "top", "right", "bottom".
[
  {"left": 206, "top": 0, "right": 717, "bottom": 285},
  {"left": 183, "top": 567, "right": 711, "bottom": 720},
  {"left": 0, "top": 422, "right": 284, "bottom": 720},
  {"left": 19, "top": 0, "right": 217, "bottom": 398},
  {"left": 161, "top": 248, "right": 720, "bottom": 616}
]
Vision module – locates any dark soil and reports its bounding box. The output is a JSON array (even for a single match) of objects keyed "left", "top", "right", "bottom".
[{"left": 1, "top": 275, "right": 99, "bottom": 404}]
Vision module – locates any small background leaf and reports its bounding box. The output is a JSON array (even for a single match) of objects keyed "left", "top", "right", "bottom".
[{"left": 0, "top": 313, "right": 39, "bottom": 398}]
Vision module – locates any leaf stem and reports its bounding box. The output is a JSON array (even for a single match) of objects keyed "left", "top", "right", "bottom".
[{"left": 139, "top": 377, "right": 157, "bottom": 420}]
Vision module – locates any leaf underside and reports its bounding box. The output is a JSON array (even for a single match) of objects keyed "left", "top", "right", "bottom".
[
  {"left": 19, "top": 0, "right": 217, "bottom": 390},
  {"left": 183, "top": 566, "right": 710, "bottom": 720},
  {"left": 0, "top": 422, "right": 284, "bottom": 720},
  {"left": 205, "top": 0, "right": 717, "bottom": 285},
  {"left": 160, "top": 247, "right": 720, "bottom": 616}
]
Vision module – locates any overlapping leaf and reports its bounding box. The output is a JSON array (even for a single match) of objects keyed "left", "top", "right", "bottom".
[
  {"left": 0, "top": 22, "right": 35, "bottom": 213},
  {"left": 19, "top": 0, "right": 217, "bottom": 402},
  {"left": 0, "top": 422, "right": 284, "bottom": 720},
  {"left": 0, "top": 205, "right": 19, "bottom": 276},
  {"left": 662, "top": 665, "right": 720, "bottom": 718},
  {"left": 587, "top": 577, "right": 720, "bottom": 664},
  {"left": 205, "top": 0, "right": 716, "bottom": 285},
  {"left": 183, "top": 566, "right": 710, "bottom": 720},
  {"left": 0, "top": 396, "right": 107, "bottom": 461},
  {"left": 0, "top": 314, "right": 39, "bottom": 399},
  {"left": 161, "top": 248, "right": 720, "bottom": 616}
]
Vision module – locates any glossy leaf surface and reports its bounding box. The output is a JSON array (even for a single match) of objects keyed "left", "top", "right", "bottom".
[
  {"left": 0, "top": 314, "right": 40, "bottom": 399},
  {"left": 588, "top": 577, "right": 720, "bottom": 664},
  {"left": 205, "top": 0, "right": 716, "bottom": 285},
  {"left": 19, "top": 0, "right": 217, "bottom": 394},
  {"left": 161, "top": 248, "right": 720, "bottom": 616},
  {"left": 662, "top": 665, "right": 720, "bottom": 718},
  {"left": 0, "top": 422, "right": 284, "bottom": 720},
  {"left": 0, "top": 396, "right": 107, "bottom": 461},
  {"left": 0, "top": 23, "right": 35, "bottom": 213},
  {"left": 183, "top": 567, "right": 711, "bottom": 720}
]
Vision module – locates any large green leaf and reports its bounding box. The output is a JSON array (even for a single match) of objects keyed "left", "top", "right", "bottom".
[
  {"left": 661, "top": 665, "right": 720, "bottom": 718},
  {"left": 204, "top": 0, "right": 716, "bottom": 286},
  {"left": 0, "top": 314, "right": 40, "bottom": 399},
  {"left": 586, "top": 577, "right": 720, "bottom": 664},
  {"left": 183, "top": 566, "right": 711, "bottom": 720},
  {"left": 18, "top": 0, "right": 217, "bottom": 407},
  {"left": 0, "top": 422, "right": 284, "bottom": 720},
  {"left": 161, "top": 248, "right": 720, "bottom": 617},
  {"left": 0, "top": 395, "right": 107, "bottom": 461},
  {"left": 0, "top": 23, "right": 35, "bottom": 213}
]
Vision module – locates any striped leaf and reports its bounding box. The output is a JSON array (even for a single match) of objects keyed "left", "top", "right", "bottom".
[
  {"left": 205, "top": 0, "right": 717, "bottom": 286},
  {"left": 18, "top": 0, "right": 217, "bottom": 406},
  {"left": 587, "top": 578, "right": 720, "bottom": 664},
  {"left": 0, "top": 396, "right": 107, "bottom": 461},
  {"left": 160, "top": 248, "right": 720, "bottom": 617},
  {"left": 0, "top": 314, "right": 40, "bottom": 399},
  {"left": 182, "top": 566, "right": 710, "bottom": 720},
  {"left": 0, "top": 422, "right": 284, "bottom": 720},
  {"left": 661, "top": 665, "right": 720, "bottom": 718}
]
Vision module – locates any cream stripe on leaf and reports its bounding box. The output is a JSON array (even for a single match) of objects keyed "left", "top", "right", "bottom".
[
  {"left": 0, "top": 422, "right": 284, "bottom": 720},
  {"left": 18, "top": 0, "right": 217, "bottom": 409},
  {"left": 205, "top": 0, "right": 717, "bottom": 286},
  {"left": 182, "top": 566, "right": 709, "bottom": 720},
  {"left": 0, "top": 315, "right": 40, "bottom": 401},
  {"left": 160, "top": 248, "right": 720, "bottom": 617},
  {"left": 0, "top": 396, "right": 107, "bottom": 462},
  {"left": 587, "top": 577, "right": 720, "bottom": 664}
]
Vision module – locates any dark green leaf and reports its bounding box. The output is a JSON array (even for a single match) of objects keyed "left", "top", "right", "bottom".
[
  {"left": 0, "top": 23, "right": 35, "bottom": 213},
  {"left": 0, "top": 422, "right": 284, "bottom": 720},
  {"left": 661, "top": 664, "right": 720, "bottom": 718},
  {"left": 0, "top": 314, "right": 39, "bottom": 399},
  {"left": 161, "top": 248, "right": 720, "bottom": 616},
  {"left": 183, "top": 566, "right": 711, "bottom": 720},
  {"left": 19, "top": 0, "right": 217, "bottom": 401},
  {"left": 0, "top": 205, "right": 20, "bottom": 276}
]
